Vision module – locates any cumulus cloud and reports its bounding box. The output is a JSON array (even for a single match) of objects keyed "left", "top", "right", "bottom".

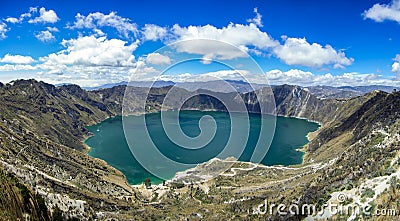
[
  {"left": 273, "top": 37, "right": 353, "bottom": 68},
  {"left": 0, "top": 35, "right": 142, "bottom": 87},
  {"left": 28, "top": 7, "right": 59, "bottom": 24},
  {"left": 69, "top": 12, "right": 138, "bottom": 39},
  {"left": 163, "top": 8, "right": 353, "bottom": 68},
  {"left": 143, "top": 69, "right": 250, "bottom": 83},
  {"left": 128, "top": 60, "right": 159, "bottom": 79},
  {"left": 3, "top": 7, "right": 59, "bottom": 41},
  {"left": 363, "top": 0, "right": 400, "bottom": 23},
  {"left": 0, "top": 54, "right": 35, "bottom": 64},
  {"left": 35, "top": 30, "right": 55, "bottom": 42},
  {"left": 0, "top": 22, "right": 7, "bottom": 39},
  {"left": 0, "top": 55, "right": 37, "bottom": 73},
  {"left": 168, "top": 22, "right": 353, "bottom": 69},
  {"left": 142, "top": 24, "right": 167, "bottom": 41},
  {"left": 392, "top": 62, "right": 400, "bottom": 74},
  {"left": 247, "top": 7, "right": 263, "bottom": 27},
  {"left": 40, "top": 35, "right": 138, "bottom": 67},
  {"left": 146, "top": 53, "right": 171, "bottom": 65},
  {"left": 34, "top": 26, "right": 60, "bottom": 42},
  {"left": 5, "top": 17, "right": 19, "bottom": 23},
  {"left": 0, "top": 7, "right": 365, "bottom": 86},
  {"left": 392, "top": 54, "right": 400, "bottom": 77},
  {"left": 5, "top": 10, "right": 32, "bottom": 24},
  {"left": 170, "top": 23, "right": 278, "bottom": 60}
]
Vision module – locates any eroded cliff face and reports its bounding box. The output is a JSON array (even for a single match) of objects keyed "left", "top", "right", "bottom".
[{"left": 0, "top": 79, "right": 399, "bottom": 220}]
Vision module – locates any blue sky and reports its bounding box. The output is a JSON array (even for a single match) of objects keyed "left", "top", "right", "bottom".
[{"left": 0, "top": 0, "right": 399, "bottom": 86}]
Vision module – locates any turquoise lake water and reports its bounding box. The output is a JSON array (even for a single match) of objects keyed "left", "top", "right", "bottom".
[{"left": 86, "top": 111, "right": 319, "bottom": 185}]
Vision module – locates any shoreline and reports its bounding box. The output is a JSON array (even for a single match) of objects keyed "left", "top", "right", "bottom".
[{"left": 81, "top": 110, "right": 323, "bottom": 186}]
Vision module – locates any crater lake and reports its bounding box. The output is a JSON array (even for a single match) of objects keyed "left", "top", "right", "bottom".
[{"left": 85, "top": 111, "right": 319, "bottom": 185}]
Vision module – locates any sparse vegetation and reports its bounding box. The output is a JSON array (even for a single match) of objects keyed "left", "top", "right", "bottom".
[
  {"left": 362, "top": 188, "right": 375, "bottom": 199},
  {"left": 0, "top": 80, "right": 399, "bottom": 220}
]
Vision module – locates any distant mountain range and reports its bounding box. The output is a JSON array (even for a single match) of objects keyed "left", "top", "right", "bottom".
[
  {"left": 84, "top": 80, "right": 400, "bottom": 99},
  {"left": 83, "top": 80, "right": 265, "bottom": 93},
  {"left": 304, "top": 85, "right": 400, "bottom": 99},
  {"left": 82, "top": 80, "right": 176, "bottom": 90}
]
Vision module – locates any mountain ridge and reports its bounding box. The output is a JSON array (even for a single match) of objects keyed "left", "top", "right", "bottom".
[
  {"left": 0, "top": 79, "right": 399, "bottom": 220},
  {"left": 72, "top": 79, "right": 400, "bottom": 98}
]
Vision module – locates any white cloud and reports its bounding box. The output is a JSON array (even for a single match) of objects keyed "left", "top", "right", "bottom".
[
  {"left": 363, "top": 0, "right": 400, "bottom": 23},
  {"left": 266, "top": 69, "right": 397, "bottom": 86},
  {"left": 246, "top": 7, "right": 263, "bottom": 27},
  {"left": 40, "top": 35, "right": 138, "bottom": 67},
  {"left": 33, "top": 62, "right": 145, "bottom": 87},
  {"left": 0, "top": 64, "right": 37, "bottom": 71},
  {"left": 128, "top": 60, "right": 159, "bottom": 79},
  {"left": 166, "top": 9, "right": 352, "bottom": 69},
  {"left": 273, "top": 37, "right": 353, "bottom": 68},
  {"left": 35, "top": 27, "right": 59, "bottom": 42},
  {"left": 392, "top": 62, "right": 400, "bottom": 73},
  {"left": 200, "top": 56, "right": 213, "bottom": 64},
  {"left": 392, "top": 54, "right": 400, "bottom": 77},
  {"left": 35, "top": 30, "right": 55, "bottom": 42},
  {"left": 29, "top": 7, "right": 38, "bottom": 13},
  {"left": 21, "top": 12, "right": 32, "bottom": 19},
  {"left": 0, "top": 54, "right": 35, "bottom": 64},
  {"left": 142, "top": 24, "right": 167, "bottom": 41},
  {"left": 28, "top": 7, "right": 59, "bottom": 24},
  {"left": 0, "top": 35, "right": 141, "bottom": 87},
  {"left": 0, "top": 22, "right": 7, "bottom": 39},
  {"left": 138, "top": 68, "right": 400, "bottom": 87},
  {"left": 47, "top": 27, "right": 59, "bottom": 32},
  {"left": 137, "top": 69, "right": 250, "bottom": 83},
  {"left": 266, "top": 69, "right": 313, "bottom": 83},
  {"left": 0, "top": 7, "right": 367, "bottom": 86},
  {"left": 170, "top": 23, "right": 278, "bottom": 60},
  {"left": 146, "top": 53, "right": 171, "bottom": 65},
  {"left": 5, "top": 12, "right": 31, "bottom": 24},
  {"left": 5, "top": 8, "right": 35, "bottom": 24},
  {"left": 5, "top": 17, "right": 19, "bottom": 23},
  {"left": 93, "top": 28, "right": 105, "bottom": 37},
  {"left": 32, "top": 65, "right": 136, "bottom": 87},
  {"left": 69, "top": 12, "right": 138, "bottom": 39}
]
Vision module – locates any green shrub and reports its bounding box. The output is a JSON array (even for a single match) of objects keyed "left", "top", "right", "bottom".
[{"left": 361, "top": 188, "right": 375, "bottom": 199}]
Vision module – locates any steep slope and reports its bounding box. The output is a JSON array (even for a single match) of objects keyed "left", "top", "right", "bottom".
[
  {"left": 307, "top": 90, "right": 396, "bottom": 152},
  {"left": 0, "top": 79, "right": 399, "bottom": 220},
  {"left": 0, "top": 80, "right": 115, "bottom": 150},
  {"left": 297, "top": 91, "right": 400, "bottom": 220},
  {"left": 153, "top": 91, "right": 400, "bottom": 220},
  {"left": 0, "top": 116, "right": 139, "bottom": 219},
  {"left": 0, "top": 167, "right": 50, "bottom": 220},
  {"left": 0, "top": 80, "right": 142, "bottom": 219}
]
